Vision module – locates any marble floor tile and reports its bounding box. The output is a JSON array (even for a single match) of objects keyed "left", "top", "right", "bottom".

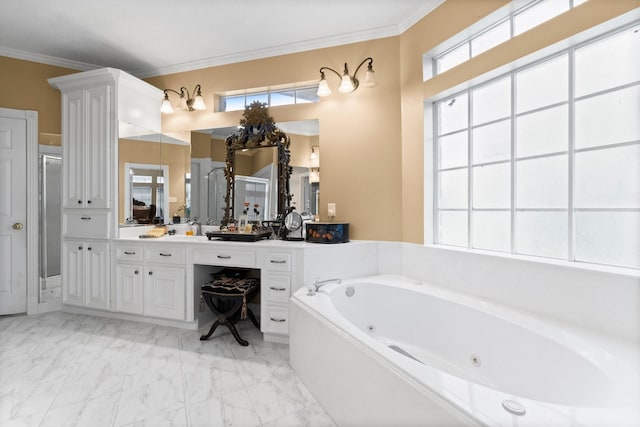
[
  {"left": 188, "top": 390, "right": 262, "bottom": 427},
  {"left": 261, "top": 404, "right": 337, "bottom": 427},
  {"left": 113, "top": 378, "right": 185, "bottom": 426},
  {"left": 39, "top": 390, "right": 120, "bottom": 427},
  {"left": 121, "top": 406, "right": 188, "bottom": 427},
  {"left": 0, "top": 311, "right": 331, "bottom": 427}
]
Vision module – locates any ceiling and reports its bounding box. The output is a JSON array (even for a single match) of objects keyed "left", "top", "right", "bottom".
[{"left": 0, "top": 0, "right": 443, "bottom": 78}]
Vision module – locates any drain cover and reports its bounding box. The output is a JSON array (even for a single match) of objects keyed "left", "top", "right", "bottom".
[{"left": 502, "top": 400, "right": 526, "bottom": 416}]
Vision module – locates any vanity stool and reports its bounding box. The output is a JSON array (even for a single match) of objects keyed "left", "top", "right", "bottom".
[{"left": 200, "top": 269, "right": 260, "bottom": 346}]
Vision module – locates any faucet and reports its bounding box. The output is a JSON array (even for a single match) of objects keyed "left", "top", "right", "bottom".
[
  {"left": 307, "top": 278, "right": 342, "bottom": 296},
  {"left": 189, "top": 219, "right": 202, "bottom": 236}
]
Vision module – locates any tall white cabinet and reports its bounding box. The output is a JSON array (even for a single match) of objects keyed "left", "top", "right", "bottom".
[{"left": 49, "top": 68, "right": 162, "bottom": 311}]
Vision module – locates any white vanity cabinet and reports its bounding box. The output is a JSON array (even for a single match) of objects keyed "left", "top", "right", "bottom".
[
  {"left": 49, "top": 68, "right": 163, "bottom": 315},
  {"left": 114, "top": 244, "right": 144, "bottom": 314},
  {"left": 60, "top": 85, "right": 112, "bottom": 210},
  {"left": 260, "top": 249, "right": 302, "bottom": 342},
  {"left": 62, "top": 240, "right": 110, "bottom": 310},
  {"left": 114, "top": 243, "right": 186, "bottom": 321},
  {"left": 143, "top": 246, "right": 186, "bottom": 320}
]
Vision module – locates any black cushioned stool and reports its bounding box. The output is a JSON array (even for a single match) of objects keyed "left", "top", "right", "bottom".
[{"left": 200, "top": 270, "right": 260, "bottom": 346}]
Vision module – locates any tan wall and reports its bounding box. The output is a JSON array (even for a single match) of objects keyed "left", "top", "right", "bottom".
[
  {"left": 146, "top": 36, "right": 404, "bottom": 241},
  {"left": 118, "top": 139, "right": 190, "bottom": 223},
  {"left": 0, "top": 56, "right": 77, "bottom": 142}
]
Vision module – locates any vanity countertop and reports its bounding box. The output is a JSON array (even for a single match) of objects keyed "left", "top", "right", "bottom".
[{"left": 116, "top": 224, "right": 366, "bottom": 248}]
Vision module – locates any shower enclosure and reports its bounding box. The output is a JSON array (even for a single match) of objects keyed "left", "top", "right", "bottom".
[{"left": 39, "top": 154, "right": 62, "bottom": 304}]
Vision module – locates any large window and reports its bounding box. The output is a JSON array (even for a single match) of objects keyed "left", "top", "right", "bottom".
[
  {"left": 433, "top": 25, "right": 640, "bottom": 269},
  {"left": 432, "top": 0, "right": 589, "bottom": 76}
]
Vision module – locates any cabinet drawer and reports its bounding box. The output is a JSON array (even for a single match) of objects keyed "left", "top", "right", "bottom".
[
  {"left": 63, "top": 211, "right": 110, "bottom": 239},
  {"left": 145, "top": 246, "right": 186, "bottom": 265},
  {"left": 193, "top": 249, "right": 256, "bottom": 267},
  {"left": 263, "top": 252, "right": 292, "bottom": 272},
  {"left": 264, "top": 306, "right": 289, "bottom": 335},
  {"left": 115, "top": 245, "right": 143, "bottom": 262},
  {"left": 263, "top": 275, "right": 291, "bottom": 303}
]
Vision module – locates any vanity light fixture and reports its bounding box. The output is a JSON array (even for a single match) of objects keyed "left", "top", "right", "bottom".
[
  {"left": 160, "top": 84, "right": 207, "bottom": 113},
  {"left": 309, "top": 145, "right": 320, "bottom": 168},
  {"left": 316, "top": 57, "right": 377, "bottom": 97},
  {"left": 309, "top": 145, "right": 319, "bottom": 160}
]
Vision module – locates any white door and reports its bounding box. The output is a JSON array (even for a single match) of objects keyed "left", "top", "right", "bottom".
[{"left": 0, "top": 116, "right": 27, "bottom": 315}]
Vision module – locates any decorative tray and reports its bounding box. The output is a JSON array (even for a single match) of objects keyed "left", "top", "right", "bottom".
[{"left": 205, "top": 231, "right": 272, "bottom": 242}]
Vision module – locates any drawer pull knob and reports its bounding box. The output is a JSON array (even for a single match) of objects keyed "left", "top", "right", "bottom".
[
  {"left": 149, "top": 271, "right": 153, "bottom": 275},
  {"left": 78, "top": 245, "right": 83, "bottom": 250},
  {"left": 217, "top": 255, "right": 231, "bottom": 259},
  {"left": 87, "top": 200, "right": 92, "bottom": 204},
  {"left": 159, "top": 253, "right": 172, "bottom": 257},
  {"left": 80, "top": 216, "right": 91, "bottom": 220},
  {"left": 87, "top": 247, "right": 92, "bottom": 251},
  {"left": 124, "top": 251, "right": 136, "bottom": 255},
  {"left": 134, "top": 270, "right": 139, "bottom": 275},
  {"left": 270, "top": 260, "right": 287, "bottom": 264},
  {"left": 269, "top": 287, "right": 286, "bottom": 291},
  {"left": 270, "top": 317, "right": 286, "bottom": 323},
  {"left": 77, "top": 200, "right": 82, "bottom": 204}
]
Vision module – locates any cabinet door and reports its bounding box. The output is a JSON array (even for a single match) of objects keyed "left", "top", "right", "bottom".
[
  {"left": 62, "top": 90, "right": 85, "bottom": 209},
  {"left": 115, "top": 264, "right": 143, "bottom": 315},
  {"left": 62, "top": 240, "right": 85, "bottom": 306},
  {"left": 144, "top": 266, "right": 185, "bottom": 320},
  {"left": 85, "top": 241, "right": 110, "bottom": 310},
  {"left": 84, "top": 85, "right": 111, "bottom": 209}
]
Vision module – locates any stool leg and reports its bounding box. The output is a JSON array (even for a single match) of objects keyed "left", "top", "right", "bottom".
[
  {"left": 247, "top": 307, "right": 260, "bottom": 329},
  {"left": 225, "top": 322, "right": 249, "bottom": 346},
  {"left": 200, "top": 319, "right": 221, "bottom": 341}
]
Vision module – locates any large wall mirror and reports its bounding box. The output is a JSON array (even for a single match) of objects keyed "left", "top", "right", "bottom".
[
  {"left": 190, "top": 118, "right": 319, "bottom": 225},
  {"left": 117, "top": 118, "right": 318, "bottom": 228},
  {"left": 118, "top": 132, "right": 191, "bottom": 225}
]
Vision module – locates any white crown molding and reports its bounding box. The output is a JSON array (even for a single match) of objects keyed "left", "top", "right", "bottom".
[
  {"left": 132, "top": 24, "right": 403, "bottom": 78},
  {"left": 0, "top": 46, "right": 99, "bottom": 72},
  {"left": 397, "top": 0, "right": 445, "bottom": 34}
]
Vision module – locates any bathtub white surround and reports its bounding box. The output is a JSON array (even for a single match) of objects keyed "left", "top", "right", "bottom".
[
  {"left": 290, "top": 275, "right": 640, "bottom": 427},
  {"left": 290, "top": 242, "right": 639, "bottom": 426},
  {"left": 397, "top": 243, "right": 640, "bottom": 343}
]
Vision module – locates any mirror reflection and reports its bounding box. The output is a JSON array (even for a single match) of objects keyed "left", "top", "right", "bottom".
[
  {"left": 118, "top": 133, "right": 191, "bottom": 225},
  {"left": 191, "top": 119, "right": 319, "bottom": 224},
  {"left": 117, "top": 119, "right": 318, "bottom": 227}
]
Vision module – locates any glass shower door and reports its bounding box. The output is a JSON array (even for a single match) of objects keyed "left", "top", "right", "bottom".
[{"left": 39, "top": 154, "right": 62, "bottom": 304}]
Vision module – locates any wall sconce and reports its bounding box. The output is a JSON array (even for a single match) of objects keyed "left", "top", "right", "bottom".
[
  {"left": 309, "top": 168, "right": 320, "bottom": 183},
  {"left": 316, "top": 57, "right": 377, "bottom": 97},
  {"left": 160, "top": 84, "right": 206, "bottom": 113},
  {"left": 309, "top": 145, "right": 320, "bottom": 168}
]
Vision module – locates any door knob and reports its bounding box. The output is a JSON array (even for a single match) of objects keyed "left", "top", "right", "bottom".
[{"left": 12, "top": 223, "right": 23, "bottom": 230}]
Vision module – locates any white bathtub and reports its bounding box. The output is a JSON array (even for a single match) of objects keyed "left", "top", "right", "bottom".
[{"left": 289, "top": 275, "right": 640, "bottom": 427}]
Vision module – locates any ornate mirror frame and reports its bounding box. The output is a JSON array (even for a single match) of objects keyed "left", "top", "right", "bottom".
[{"left": 223, "top": 102, "right": 292, "bottom": 224}]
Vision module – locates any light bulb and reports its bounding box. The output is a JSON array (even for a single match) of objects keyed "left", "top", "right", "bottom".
[
  {"left": 192, "top": 95, "right": 206, "bottom": 110},
  {"left": 338, "top": 74, "right": 355, "bottom": 93},
  {"left": 177, "top": 96, "right": 188, "bottom": 111},
  {"left": 160, "top": 97, "right": 174, "bottom": 114},
  {"left": 317, "top": 78, "right": 332, "bottom": 97},
  {"left": 363, "top": 69, "right": 377, "bottom": 88}
]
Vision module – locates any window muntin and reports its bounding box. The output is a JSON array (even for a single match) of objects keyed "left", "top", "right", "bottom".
[
  {"left": 218, "top": 85, "right": 319, "bottom": 112},
  {"left": 433, "top": 25, "right": 640, "bottom": 269},
  {"left": 432, "top": 0, "right": 588, "bottom": 77}
]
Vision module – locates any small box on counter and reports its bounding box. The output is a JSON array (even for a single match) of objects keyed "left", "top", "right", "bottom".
[{"left": 306, "top": 222, "right": 349, "bottom": 244}]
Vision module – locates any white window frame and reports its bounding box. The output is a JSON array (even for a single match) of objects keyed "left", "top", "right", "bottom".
[
  {"left": 429, "top": 22, "right": 640, "bottom": 270},
  {"left": 426, "top": 0, "right": 589, "bottom": 80}
]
